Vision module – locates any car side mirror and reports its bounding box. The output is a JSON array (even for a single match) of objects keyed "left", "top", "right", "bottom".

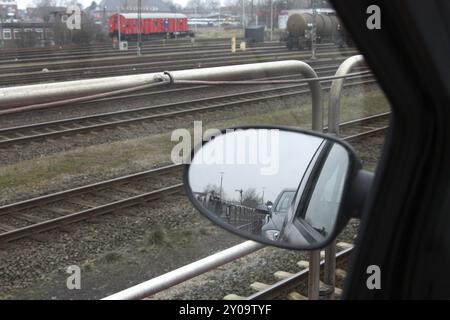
[
  {"left": 183, "top": 126, "right": 373, "bottom": 250},
  {"left": 255, "top": 204, "right": 272, "bottom": 215},
  {"left": 265, "top": 201, "right": 274, "bottom": 212}
]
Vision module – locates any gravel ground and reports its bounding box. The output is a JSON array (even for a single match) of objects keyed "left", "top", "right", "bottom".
[{"left": 0, "top": 195, "right": 242, "bottom": 299}]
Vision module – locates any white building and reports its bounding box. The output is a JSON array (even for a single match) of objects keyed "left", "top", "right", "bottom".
[{"left": 0, "top": 0, "right": 18, "bottom": 20}]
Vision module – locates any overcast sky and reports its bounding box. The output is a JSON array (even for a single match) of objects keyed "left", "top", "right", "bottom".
[
  {"left": 16, "top": 0, "right": 190, "bottom": 10},
  {"left": 188, "top": 130, "right": 325, "bottom": 204}
]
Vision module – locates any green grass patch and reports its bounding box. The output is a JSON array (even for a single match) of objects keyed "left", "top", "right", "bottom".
[
  {"left": 101, "top": 251, "right": 123, "bottom": 264},
  {"left": 145, "top": 228, "right": 170, "bottom": 247}
]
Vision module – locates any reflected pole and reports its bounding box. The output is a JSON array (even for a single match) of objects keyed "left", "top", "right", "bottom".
[
  {"left": 262, "top": 187, "right": 265, "bottom": 204},
  {"left": 235, "top": 189, "right": 243, "bottom": 204},
  {"left": 220, "top": 172, "right": 224, "bottom": 200}
]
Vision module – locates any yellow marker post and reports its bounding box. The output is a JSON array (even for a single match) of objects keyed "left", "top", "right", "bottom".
[{"left": 231, "top": 37, "right": 236, "bottom": 53}]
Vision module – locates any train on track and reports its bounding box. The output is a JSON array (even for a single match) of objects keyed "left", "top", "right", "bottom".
[
  {"left": 285, "top": 12, "right": 352, "bottom": 50},
  {"left": 108, "top": 13, "right": 194, "bottom": 41}
]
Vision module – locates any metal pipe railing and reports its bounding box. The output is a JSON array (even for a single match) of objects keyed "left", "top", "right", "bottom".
[
  {"left": 0, "top": 61, "right": 322, "bottom": 128},
  {"left": 328, "top": 55, "right": 365, "bottom": 136},
  {"left": 103, "top": 240, "right": 264, "bottom": 300}
]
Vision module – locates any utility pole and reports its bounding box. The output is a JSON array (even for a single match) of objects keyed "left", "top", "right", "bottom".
[
  {"left": 311, "top": 0, "right": 317, "bottom": 59},
  {"left": 0, "top": 14, "right": 3, "bottom": 48},
  {"left": 137, "top": 0, "right": 142, "bottom": 56},
  {"left": 242, "top": 0, "right": 246, "bottom": 29},
  {"left": 103, "top": 6, "right": 107, "bottom": 31},
  {"left": 218, "top": 5, "right": 221, "bottom": 32},
  {"left": 251, "top": 0, "right": 254, "bottom": 26},
  {"left": 219, "top": 172, "right": 224, "bottom": 200},
  {"left": 270, "top": 0, "right": 274, "bottom": 41},
  {"left": 117, "top": 7, "right": 121, "bottom": 44},
  {"left": 262, "top": 187, "right": 266, "bottom": 204},
  {"left": 194, "top": 4, "right": 198, "bottom": 33},
  {"left": 235, "top": 189, "right": 243, "bottom": 205}
]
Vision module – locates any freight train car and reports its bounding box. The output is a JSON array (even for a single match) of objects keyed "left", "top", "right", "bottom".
[
  {"left": 108, "top": 13, "right": 193, "bottom": 41},
  {"left": 286, "top": 12, "right": 351, "bottom": 50}
]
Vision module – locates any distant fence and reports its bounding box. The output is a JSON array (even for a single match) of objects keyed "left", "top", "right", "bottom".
[{"left": 201, "top": 195, "right": 266, "bottom": 235}]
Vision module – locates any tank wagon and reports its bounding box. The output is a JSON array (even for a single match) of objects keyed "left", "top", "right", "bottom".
[
  {"left": 108, "top": 13, "right": 193, "bottom": 41},
  {"left": 286, "top": 12, "right": 351, "bottom": 50}
]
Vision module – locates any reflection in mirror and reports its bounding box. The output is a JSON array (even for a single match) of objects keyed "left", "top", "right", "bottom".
[{"left": 187, "top": 129, "right": 350, "bottom": 249}]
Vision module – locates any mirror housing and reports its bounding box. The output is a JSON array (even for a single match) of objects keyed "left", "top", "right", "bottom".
[
  {"left": 183, "top": 125, "right": 373, "bottom": 251},
  {"left": 255, "top": 204, "right": 272, "bottom": 215}
]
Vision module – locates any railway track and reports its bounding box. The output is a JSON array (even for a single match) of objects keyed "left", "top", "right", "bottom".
[
  {"left": 224, "top": 242, "right": 354, "bottom": 300},
  {"left": 0, "top": 164, "right": 183, "bottom": 244},
  {"left": 0, "top": 48, "right": 358, "bottom": 86},
  {"left": 0, "top": 40, "right": 338, "bottom": 64},
  {"left": 0, "top": 41, "right": 285, "bottom": 65},
  {"left": 0, "top": 38, "right": 254, "bottom": 61},
  {"left": 0, "top": 70, "right": 374, "bottom": 148},
  {"left": 0, "top": 44, "right": 287, "bottom": 73},
  {"left": 0, "top": 114, "right": 388, "bottom": 245}
]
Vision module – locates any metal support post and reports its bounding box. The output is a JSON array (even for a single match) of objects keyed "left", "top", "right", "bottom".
[
  {"left": 328, "top": 55, "right": 365, "bottom": 136},
  {"left": 311, "top": 0, "right": 317, "bottom": 59},
  {"left": 308, "top": 250, "right": 321, "bottom": 300},
  {"left": 323, "top": 239, "right": 336, "bottom": 299},
  {"left": 322, "top": 55, "right": 365, "bottom": 300}
]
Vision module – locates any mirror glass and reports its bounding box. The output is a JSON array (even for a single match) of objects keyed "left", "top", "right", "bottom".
[{"left": 186, "top": 128, "right": 351, "bottom": 249}]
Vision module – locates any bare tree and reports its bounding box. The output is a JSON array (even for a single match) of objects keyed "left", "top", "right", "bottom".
[
  {"left": 186, "top": 0, "right": 207, "bottom": 13},
  {"left": 203, "top": 184, "right": 228, "bottom": 200},
  {"left": 206, "top": 0, "right": 221, "bottom": 13},
  {"left": 242, "top": 188, "right": 262, "bottom": 208},
  {"left": 33, "top": 0, "right": 57, "bottom": 7},
  {"left": 164, "top": 0, "right": 182, "bottom": 12}
]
